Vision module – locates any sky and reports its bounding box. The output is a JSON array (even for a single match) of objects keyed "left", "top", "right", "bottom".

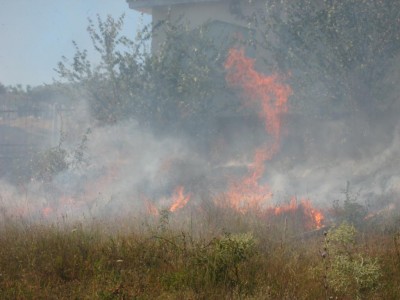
[{"left": 0, "top": 0, "right": 150, "bottom": 87}]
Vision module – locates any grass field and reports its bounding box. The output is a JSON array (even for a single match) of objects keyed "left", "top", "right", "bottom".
[{"left": 0, "top": 201, "right": 400, "bottom": 300}]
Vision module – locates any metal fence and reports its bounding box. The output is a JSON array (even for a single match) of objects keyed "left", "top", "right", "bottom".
[{"left": 0, "top": 105, "right": 75, "bottom": 178}]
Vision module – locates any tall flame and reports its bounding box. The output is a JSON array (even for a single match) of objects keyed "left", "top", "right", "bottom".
[
  {"left": 223, "top": 49, "right": 324, "bottom": 229},
  {"left": 225, "top": 48, "right": 291, "bottom": 143},
  {"left": 224, "top": 48, "right": 292, "bottom": 212}
]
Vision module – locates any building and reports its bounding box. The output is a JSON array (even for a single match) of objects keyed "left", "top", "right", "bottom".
[
  {"left": 125, "top": 0, "right": 269, "bottom": 156},
  {"left": 126, "top": 0, "right": 264, "bottom": 52}
]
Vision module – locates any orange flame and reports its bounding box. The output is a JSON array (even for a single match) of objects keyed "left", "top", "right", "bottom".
[
  {"left": 266, "top": 197, "right": 324, "bottom": 229},
  {"left": 225, "top": 48, "right": 291, "bottom": 144},
  {"left": 145, "top": 199, "right": 159, "bottom": 216},
  {"left": 42, "top": 206, "right": 53, "bottom": 217},
  {"left": 300, "top": 199, "right": 324, "bottom": 229},
  {"left": 226, "top": 148, "right": 273, "bottom": 213},
  {"left": 271, "top": 197, "right": 298, "bottom": 215},
  {"left": 223, "top": 48, "right": 292, "bottom": 212},
  {"left": 169, "top": 186, "right": 191, "bottom": 212},
  {"left": 223, "top": 48, "right": 324, "bottom": 229}
]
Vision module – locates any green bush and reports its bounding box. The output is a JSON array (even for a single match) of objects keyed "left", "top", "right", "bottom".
[
  {"left": 201, "top": 233, "right": 257, "bottom": 288},
  {"left": 325, "top": 222, "right": 381, "bottom": 299}
]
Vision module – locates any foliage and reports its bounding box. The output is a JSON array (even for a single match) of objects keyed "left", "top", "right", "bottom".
[
  {"left": 55, "top": 14, "right": 237, "bottom": 136},
  {"left": 324, "top": 222, "right": 382, "bottom": 298},
  {"left": 332, "top": 181, "right": 368, "bottom": 227},
  {"left": 157, "top": 209, "right": 170, "bottom": 232},
  {"left": 32, "top": 145, "right": 69, "bottom": 182},
  {"left": 202, "top": 232, "right": 257, "bottom": 287},
  {"left": 0, "top": 82, "right": 78, "bottom": 183},
  {"left": 1, "top": 210, "right": 400, "bottom": 299},
  {"left": 29, "top": 128, "right": 90, "bottom": 182},
  {"left": 56, "top": 14, "right": 138, "bottom": 125},
  {"left": 0, "top": 85, "right": 41, "bottom": 115},
  {"left": 0, "top": 82, "right": 6, "bottom": 94},
  {"left": 142, "top": 17, "right": 236, "bottom": 135},
  {"left": 239, "top": 0, "right": 400, "bottom": 117}
]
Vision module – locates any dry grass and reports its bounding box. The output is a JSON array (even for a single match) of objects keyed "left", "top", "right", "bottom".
[{"left": 0, "top": 208, "right": 399, "bottom": 299}]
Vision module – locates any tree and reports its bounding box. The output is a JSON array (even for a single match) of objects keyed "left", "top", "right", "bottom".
[
  {"left": 0, "top": 82, "right": 7, "bottom": 94},
  {"left": 55, "top": 14, "right": 239, "bottom": 137},
  {"left": 55, "top": 14, "right": 137, "bottom": 125},
  {"left": 238, "top": 0, "right": 400, "bottom": 118}
]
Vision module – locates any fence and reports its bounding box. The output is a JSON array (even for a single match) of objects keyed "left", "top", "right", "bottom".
[{"left": 0, "top": 105, "right": 74, "bottom": 177}]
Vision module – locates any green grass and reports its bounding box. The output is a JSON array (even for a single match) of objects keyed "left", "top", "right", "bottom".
[{"left": 0, "top": 207, "right": 399, "bottom": 299}]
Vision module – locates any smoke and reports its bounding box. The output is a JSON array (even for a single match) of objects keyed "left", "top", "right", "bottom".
[
  {"left": 1, "top": 85, "right": 400, "bottom": 223},
  {"left": 1, "top": 44, "right": 400, "bottom": 224},
  {"left": 1, "top": 99, "right": 399, "bottom": 222},
  {"left": 267, "top": 115, "right": 400, "bottom": 206},
  {"left": 0, "top": 110, "right": 200, "bottom": 220},
  {"left": 52, "top": 120, "right": 202, "bottom": 218}
]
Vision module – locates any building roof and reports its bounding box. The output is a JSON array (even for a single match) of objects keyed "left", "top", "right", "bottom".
[{"left": 127, "top": 0, "right": 222, "bottom": 11}]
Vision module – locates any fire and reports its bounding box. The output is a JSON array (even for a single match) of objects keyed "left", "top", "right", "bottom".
[
  {"left": 169, "top": 186, "right": 191, "bottom": 212},
  {"left": 42, "top": 206, "right": 53, "bottom": 217},
  {"left": 141, "top": 185, "right": 191, "bottom": 216},
  {"left": 226, "top": 148, "right": 273, "bottom": 213},
  {"left": 266, "top": 197, "right": 324, "bottom": 229},
  {"left": 300, "top": 199, "right": 324, "bottom": 229},
  {"left": 223, "top": 48, "right": 292, "bottom": 212},
  {"left": 271, "top": 197, "right": 298, "bottom": 215},
  {"left": 145, "top": 199, "right": 159, "bottom": 216},
  {"left": 142, "top": 185, "right": 190, "bottom": 216},
  {"left": 224, "top": 48, "right": 291, "bottom": 143},
  {"left": 32, "top": 48, "right": 324, "bottom": 232},
  {"left": 223, "top": 48, "right": 324, "bottom": 229}
]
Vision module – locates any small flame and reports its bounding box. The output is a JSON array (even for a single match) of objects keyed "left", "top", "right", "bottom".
[
  {"left": 266, "top": 197, "right": 324, "bottom": 229},
  {"left": 271, "top": 197, "right": 298, "bottom": 215},
  {"left": 226, "top": 148, "right": 273, "bottom": 213},
  {"left": 300, "top": 199, "right": 324, "bottom": 229},
  {"left": 145, "top": 199, "right": 159, "bottom": 216},
  {"left": 169, "top": 186, "right": 191, "bottom": 212},
  {"left": 42, "top": 206, "right": 53, "bottom": 217}
]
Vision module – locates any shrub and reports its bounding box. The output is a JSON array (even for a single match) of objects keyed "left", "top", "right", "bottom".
[
  {"left": 201, "top": 232, "right": 257, "bottom": 288},
  {"left": 325, "top": 222, "right": 381, "bottom": 299}
]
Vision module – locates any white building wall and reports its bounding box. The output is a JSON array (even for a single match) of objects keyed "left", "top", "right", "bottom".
[{"left": 128, "top": 0, "right": 266, "bottom": 54}]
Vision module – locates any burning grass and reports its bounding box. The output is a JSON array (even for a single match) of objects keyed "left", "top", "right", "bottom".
[
  {"left": 0, "top": 36, "right": 399, "bottom": 299},
  {"left": 0, "top": 201, "right": 400, "bottom": 299}
]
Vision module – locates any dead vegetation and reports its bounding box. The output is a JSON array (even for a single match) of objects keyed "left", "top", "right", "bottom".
[{"left": 0, "top": 199, "right": 399, "bottom": 300}]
